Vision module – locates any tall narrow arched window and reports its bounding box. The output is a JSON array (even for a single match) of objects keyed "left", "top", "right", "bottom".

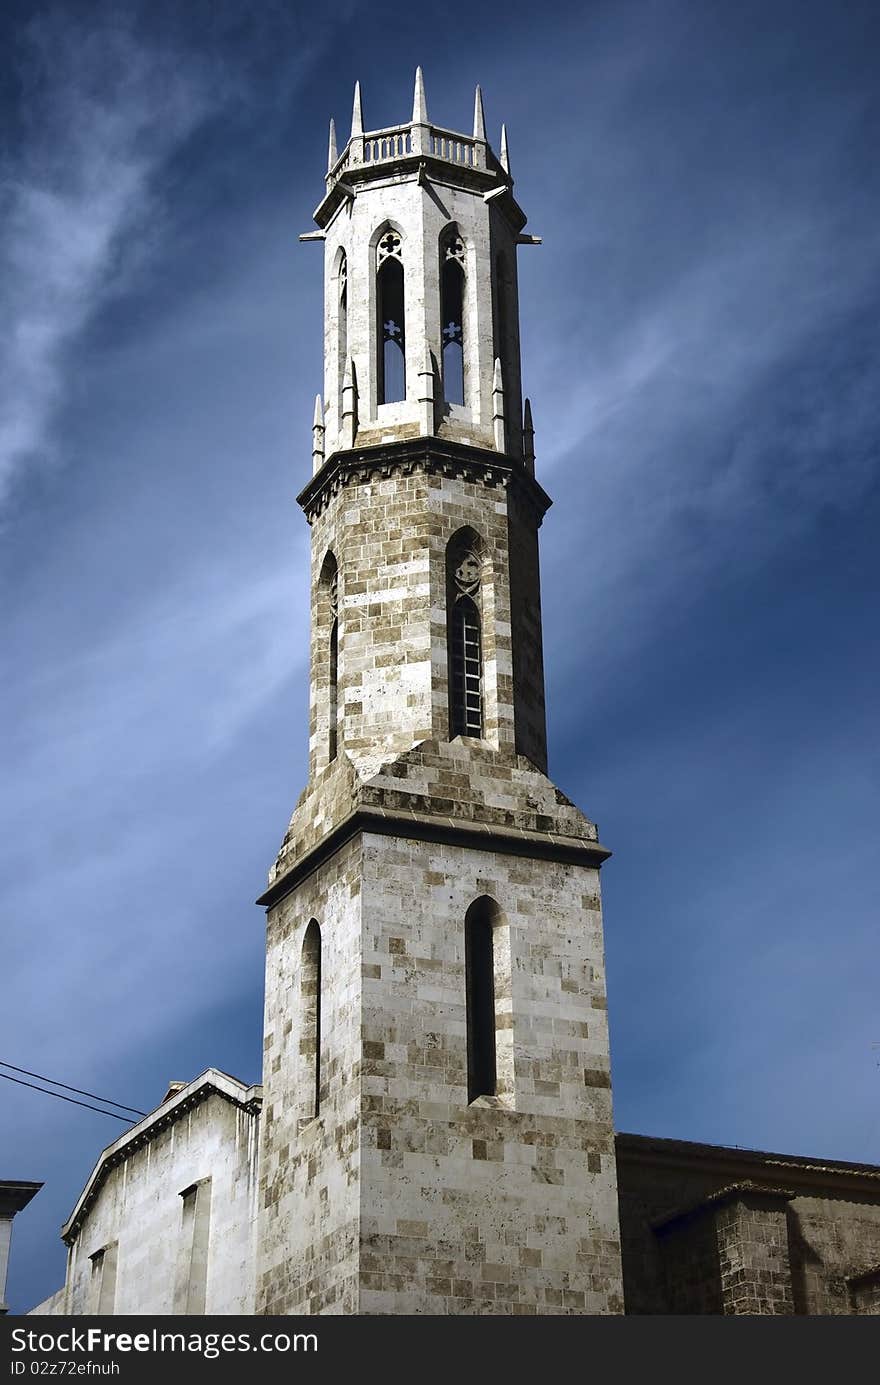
[
  {"left": 447, "top": 530, "right": 483, "bottom": 739},
  {"left": 465, "top": 898, "right": 497, "bottom": 1102},
  {"left": 376, "top": 228, "right": 405, "bottom": 403},
  {"left": 301, "top": 919, "right": 322, "bottom": 1120},
  {"left": 320, "top": 552, "right": 339, "bottom": 763},
  {"left": 329, "top": 614, "right": 338, "bottom": 762},
  {"left": 440, "top": 229, "right": 465, "bottom": 405},
  {"left": 463, "top": 897, "right": 513, "bottom": 1107},
  {"left": 337, "top": 250, "right": 348, "bottom": 421}
]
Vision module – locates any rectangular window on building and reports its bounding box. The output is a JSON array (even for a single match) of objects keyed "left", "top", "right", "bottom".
[
  {"left": 173, "top": 1179, "right": 212, "bottom": 1315},
  {"left": 89, "top": 1243, "right": 118, "bottom": 1314}
]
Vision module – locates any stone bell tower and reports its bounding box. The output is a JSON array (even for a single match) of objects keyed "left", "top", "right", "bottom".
[{"left": 255, "top": 69, "right": 624, "bottom": 1316}]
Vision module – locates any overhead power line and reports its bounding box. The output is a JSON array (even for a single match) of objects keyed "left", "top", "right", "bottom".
[
  {"left": 0, "top": 1059, "right": 147, "bottom": 1120},
  {"left": 0, "top": 1070, "right": 136, "bottom": 1122}
]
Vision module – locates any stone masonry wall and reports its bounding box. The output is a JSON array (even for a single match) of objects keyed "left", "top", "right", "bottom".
[
  {"left": 616, "top": 1136, "right": 880, "bottom": 1314},
  {"left": 715, "top": 1193, "right": 794, "bottom": 1314},
  {"left": 259, "top": 826, "right": 622, "bottom": 1315},
  {"left": 306, "top": 465, "right": 535, "bottom": 784},
  {"left": 257, "top": 836, "right": 363, "bottom": 1315},
  {"left": 357, "top": 832, "right": 621, "bottom": 1313}
]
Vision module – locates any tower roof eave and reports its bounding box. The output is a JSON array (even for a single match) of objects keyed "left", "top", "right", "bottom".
[
  {"left": 296, "top": 437, "right": 551, "bottom": 525},
  {"left": 313, "top": 143, "right": 527, "bottom": 233}
]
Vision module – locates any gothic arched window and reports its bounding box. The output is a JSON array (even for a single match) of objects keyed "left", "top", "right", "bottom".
[
  {"left": 465, "top": 897, "right": 497, "bottom": 1102},
  {"left": 301, "top": 919, "right": 322, "bottom": 1120},
  {"left": 329, "top": 611, "right": 339, "bottom": 763},
  {"left": 440, "top": 229, "right": 465, "bottom": 406},
  {"left": 320, "top": 552, "right": 339, "bottom": 762},
  {"left": 447, "top": 530, "right": 483, "bottom": 739},
  {"left": 376, "top": 228, "right": 405, "bottom": 404}
]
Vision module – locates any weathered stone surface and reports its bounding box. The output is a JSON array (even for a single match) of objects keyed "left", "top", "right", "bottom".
[
  {"left": 30, "top": 1073, "right": 261, "bottom": 1316},
  {"left": 616, "top": 1134, "right": 880, "bottom": 1315},
  {"left": 254, "top": 85, "right": 625, "bottom": 1315},
  {"left": 258, "top": 830, "right": 622, "bottom": 1315}
]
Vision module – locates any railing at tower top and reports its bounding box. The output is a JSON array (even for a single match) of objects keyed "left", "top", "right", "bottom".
[
  {"left": 427, "top": 127, "right": 480, "bottom": 167},
  {"left": 330, "top": 122, "right": 487, "bottom": 181}
]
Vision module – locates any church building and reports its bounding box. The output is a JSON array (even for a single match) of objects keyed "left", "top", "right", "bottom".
[{"left": 24, "top": 71, "right": 880, "bottom": 1317}]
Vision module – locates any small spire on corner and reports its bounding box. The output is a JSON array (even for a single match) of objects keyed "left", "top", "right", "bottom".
[
  {"left": 500, "top": 123, "right": 510, "bottom": 175},
  {"left": 327, "top": 118, "right": 337, "bottom": 173},
  {"left": 351, "top": 81, "right": 363, "bottom": 138},
  {"left": 412, "top": 65, "right": 428, "bottom": 124},
  {"left": 341, "top": 360, "right": 358, "bottom": 449},
  {"left": 473, "top": 85, "right": 486, "bottom": 141},
  {"left": 312, "top": 395, "right": 325, "bottom": 470},
  {"left": 417, "top": 343, "right": 435, "bottom": 437},
  {"left": 523, "top": 397, "right": 535, "bottom": 468}
]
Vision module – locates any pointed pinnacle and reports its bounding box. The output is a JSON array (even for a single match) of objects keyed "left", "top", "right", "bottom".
[
  {"left": 500, "top": 123, "right": 510, "bottom": 174},
  {"left": 313, "top": 394, "right": 324, "bottom": 428},
  {"left": 493, "top": 357, "right": 504, "bottom": 392},
  {"left": 473, "top": 85, "right": 486, "bottom": 141},
  {"left": 412, "top": 65, "right": 428, "bottom": 124},
  {"left": 523, "top": 398, "right": 535, "bottom": 463},
  {"left": 351, "top": 81, "right": 363, "bottom": 137},
  {"left": 327, "top": 118, "right": 337, "bottom": 172}
]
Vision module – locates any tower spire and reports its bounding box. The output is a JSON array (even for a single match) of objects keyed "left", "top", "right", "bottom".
[
  {"left": 351, "top": 81, "right": 363, "bottom": 138},
  {"left": 472, "top": 84, "right": 486, "bottom": 141},
  {"left": 500, "top": 123, "right": 510, "bottom": 175},
  {"left": 327, "top": 118, "right": 337, "bottom": 173},
  {"left": 412, "top": 65, "right": 428, "bottom": 124}
]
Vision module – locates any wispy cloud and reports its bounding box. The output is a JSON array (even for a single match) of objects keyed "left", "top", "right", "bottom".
[
  {"left": 508, "top": 51, "right": 880, "bottom": 686},
  {"left": 0, "top": 12, "right": 220, "bottom": 508},
  {"left": 1, "top": 543, "right": 307, "bottom": 1083}
]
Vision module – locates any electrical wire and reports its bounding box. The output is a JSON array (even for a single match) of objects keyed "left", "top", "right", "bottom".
[
  {"left": 0, "top": 1069, "right": 136, "bottom": 1122},
  {"left": 0, "top": 1059, "right": 147, "bottom": 1118}
]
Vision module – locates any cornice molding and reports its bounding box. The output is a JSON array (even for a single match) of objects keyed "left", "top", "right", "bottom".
[
  {"left": 615, "top": 1131, "right": 880, "bottom": 1198},
  {"left": 297, "top": 437, "right": 552, "bottom": 524},
  {"left": 257, "top": 803, "right": 610, "bottom": 911}
]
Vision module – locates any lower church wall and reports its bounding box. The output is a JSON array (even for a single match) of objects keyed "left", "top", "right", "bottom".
[
  {"left": 616, "top": 1134, "right": 880, "bottom": 1315},
  {"left": 50, "top": 1091, "right": 260, "bottom": 1315}
]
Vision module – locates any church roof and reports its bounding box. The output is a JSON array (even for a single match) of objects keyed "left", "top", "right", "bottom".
[
  {"left": 615, "top": 1131, "right": 880, "bottom": 1195},
  {"left": 61, "top": 1068, "right": 261, "bottom": 1245}
]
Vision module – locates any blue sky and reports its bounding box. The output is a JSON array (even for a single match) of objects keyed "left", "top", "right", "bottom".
[{"left": 2, "top": 0, "right": 878, "bottom": 1312}]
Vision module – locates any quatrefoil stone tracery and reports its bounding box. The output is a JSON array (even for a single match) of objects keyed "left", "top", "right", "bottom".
[
  {"left": 453, "top": 550, "right": 481, "bottom": 595},
  {"left": 444, "top": 235, "right": 466, "bottom": 266},
  {"left": 377, "top": 230, "right": 403, "bottom": 264}
]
